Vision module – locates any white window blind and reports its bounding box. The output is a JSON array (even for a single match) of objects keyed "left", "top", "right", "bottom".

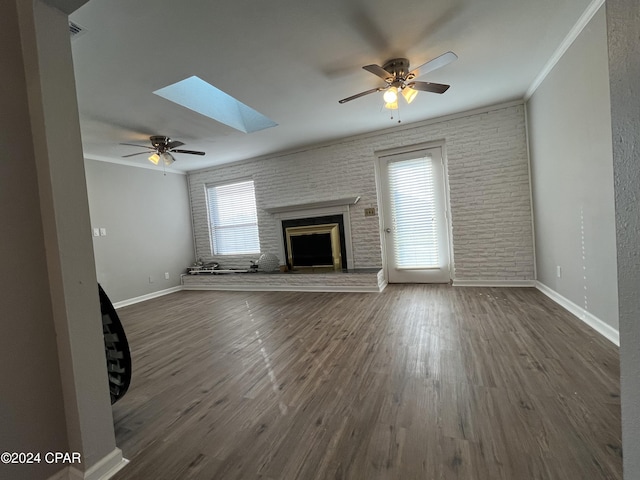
[
  {"left": 206, "top": 180, "right": 260, "bottom": 255},
  {"left": 388, "top": 155, "right": 440, "bottom": 269}
]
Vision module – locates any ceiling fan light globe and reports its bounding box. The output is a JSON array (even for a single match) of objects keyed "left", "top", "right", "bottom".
[
  {"left": 401, "top": 87, "right": 418, "bottom": 104},
  {"left": 383, "top": 87, "right": 398, "bottom": 103},
  {"left": 384, "top": 100, "right": 398, "bottom": 110},
  {"left": 148, "top": 153, "right": 160, "bottom": 165},
  {"left": 161, "top": 152, "right": 175, "bottom": 166}
]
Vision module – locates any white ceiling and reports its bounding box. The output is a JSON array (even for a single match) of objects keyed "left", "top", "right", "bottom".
[{"left": 70, "top": 0, "right": 593, "bottom": 172}]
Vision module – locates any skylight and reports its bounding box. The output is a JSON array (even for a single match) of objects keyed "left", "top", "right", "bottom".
[{"left": 153, "top": 76, "right": 277, "bottom": 134}]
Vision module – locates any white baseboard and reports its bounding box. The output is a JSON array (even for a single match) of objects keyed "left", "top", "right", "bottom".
[
  {"left": 536, "top": 281, "right": 620, "bottom": 346},
  {"left": 115, "top": 280, "right": 388, "bottom": 304},
  {"left": 113, "top": 286, "right": 182, "bottom": 309},
  {"left": 452, "top": 280, "right": 536, "bottom": 287},
  {"left": 70, "top": 449, "right": 128, "bottom": 480},
  {"left": 182, "top": 284, "right": 383, "bottom": 293},
  {"left": 49, "top": 449, "right": 128, "bottom": 480}
]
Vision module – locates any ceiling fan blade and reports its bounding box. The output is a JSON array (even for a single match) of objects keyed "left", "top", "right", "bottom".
[
  {"left": 363, "top": 64, "right": 393, "bottom": 81},
  {"left": 338, "top": 86, "right": 388, "bottom": 104},
  {"left": 120, "top": 143, "right": 153, "bottom": 149},
  {"left": 170, "top": 149, "right": 206, "bottom": 156},
  {"left": 410, "top": 51, "right": 458, "bottom": 78},
  {"left": 407, "top": 81, "right": 450, "bottom": 94},
  {"left": 121, "top": 151, "right": 151, "bottom": 158},
  {"left": 166, "top": 140, "right": 185, "bottom": 149}
]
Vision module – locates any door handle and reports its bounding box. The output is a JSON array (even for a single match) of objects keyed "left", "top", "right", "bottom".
[{"left": 385, "top": 228, "right": 392, "bottom": 233}]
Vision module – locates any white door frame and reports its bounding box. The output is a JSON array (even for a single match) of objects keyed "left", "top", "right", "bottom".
[{"left": 374, "top": 140, "right": 455, "bottom": 284}]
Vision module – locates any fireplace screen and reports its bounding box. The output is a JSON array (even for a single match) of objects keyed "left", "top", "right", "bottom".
[{"left": 285, "top": 223, "right": 342, "bottom": 271}]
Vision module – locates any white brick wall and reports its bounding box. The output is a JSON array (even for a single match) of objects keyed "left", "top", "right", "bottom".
[{"left": 188, "top": 102, "right": 535, "bottom": 281}]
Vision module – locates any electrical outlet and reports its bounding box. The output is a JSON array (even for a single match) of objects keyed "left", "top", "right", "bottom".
[
  {"left": 149, "top": 276, "right": 154, "bottom": 284},
  {"left": 364, "top": 207, "right": 376, "bottom": 217},
  {"left": 165, "top": 272, "right": 170, "bottom": 280},
  {"left": 557, "top": 265, "right": 562, "bottom": 278}
]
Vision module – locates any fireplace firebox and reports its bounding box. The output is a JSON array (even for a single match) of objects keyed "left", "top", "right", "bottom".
[{"left": 282, "top": 215, "right": 347, "bottom": 271}]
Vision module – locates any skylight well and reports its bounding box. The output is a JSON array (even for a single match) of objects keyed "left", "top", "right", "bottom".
[{"left": 153, "top": 76, "right": 277, "bottom": 134}]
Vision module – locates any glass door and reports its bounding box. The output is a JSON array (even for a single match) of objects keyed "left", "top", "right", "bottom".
[{"left": 379, "top": 147, "right": 450, "bottom": 283}]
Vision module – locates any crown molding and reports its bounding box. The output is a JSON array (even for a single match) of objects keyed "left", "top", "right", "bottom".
[{"left": 525, "top": 0, "right": 605, "bottom": 100}]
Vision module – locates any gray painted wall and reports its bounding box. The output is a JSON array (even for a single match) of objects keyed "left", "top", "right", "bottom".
[
  {"left": 85, "top": 160, "right": 195, "bottom": 303},
  {"left": 606, "top": 0, "right": 640, "bottom": 477},
  {"left": 527, "top": 7, "right": 619, "bottom": 329}
]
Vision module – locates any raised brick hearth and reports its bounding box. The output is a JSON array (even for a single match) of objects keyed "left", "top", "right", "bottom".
[{"left": 181, "top": 268, "right": 385, "bottom": 292}]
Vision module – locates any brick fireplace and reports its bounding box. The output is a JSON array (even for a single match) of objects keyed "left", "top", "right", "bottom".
[
  {"left": 264, "top": 197, "right": 359, "bottom": 271},
  {"left": 181, "top": 196, "right": 389, "bottom": 292}
]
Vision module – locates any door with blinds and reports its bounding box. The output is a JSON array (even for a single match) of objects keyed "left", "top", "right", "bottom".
[{"left": 379, "top": 147, "right": 450, "bottom": 283}]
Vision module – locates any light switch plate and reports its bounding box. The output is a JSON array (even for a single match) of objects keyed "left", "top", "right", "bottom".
[
  {"left": 99, "top": 228, "right": 107, "bottom": 236},
  {"left": 93, "top": 228, "right": 100, "bottom": 237}
]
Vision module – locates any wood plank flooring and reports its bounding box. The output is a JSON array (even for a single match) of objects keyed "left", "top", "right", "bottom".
[{"left": 110, "top": 285, "right": 621, "bottom": 480}]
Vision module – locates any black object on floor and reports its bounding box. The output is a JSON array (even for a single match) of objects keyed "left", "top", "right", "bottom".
[{"left": 99, "top": 284, "right": 131, "bottom": 404}]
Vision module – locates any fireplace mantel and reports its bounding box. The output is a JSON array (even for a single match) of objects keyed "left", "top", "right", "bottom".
[{"left": 263, "top": 196, "right": 360, "bottom": 214}]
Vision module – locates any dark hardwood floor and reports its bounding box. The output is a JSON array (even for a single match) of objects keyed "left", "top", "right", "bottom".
[{"left": 110, "top": 285, "right": 621, "bottom": 480}]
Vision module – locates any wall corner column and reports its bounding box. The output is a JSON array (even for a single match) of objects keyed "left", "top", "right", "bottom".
[
  {"left": 16, "top": 0, "right": 124, "bottom": 476},
  {"left": 605, "top": 1, "right": 640, "bottom": 478}
]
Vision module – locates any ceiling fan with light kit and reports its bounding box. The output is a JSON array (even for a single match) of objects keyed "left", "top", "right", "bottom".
[
  {"left": 120, "top": 135, "right": 205, "bottom": 166},
  {"left": 338, "top": 51, "right": 458, "bottom": 114}
]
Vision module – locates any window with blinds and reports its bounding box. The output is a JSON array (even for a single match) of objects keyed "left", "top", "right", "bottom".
[
  {"left": 388, "top": 155, "right": 440, "bottom": 269},
  {"left": 206, "top": 180, "right": 260, "bottom": 255}
]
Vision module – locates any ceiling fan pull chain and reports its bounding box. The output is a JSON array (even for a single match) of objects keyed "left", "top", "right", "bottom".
[{"left": 389, "top": 102, "right": 402, "bottom": 123}]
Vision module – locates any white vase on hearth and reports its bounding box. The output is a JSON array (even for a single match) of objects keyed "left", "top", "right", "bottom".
[{"left": 257, "top": 253, "right": 279, "bottom": 272}]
